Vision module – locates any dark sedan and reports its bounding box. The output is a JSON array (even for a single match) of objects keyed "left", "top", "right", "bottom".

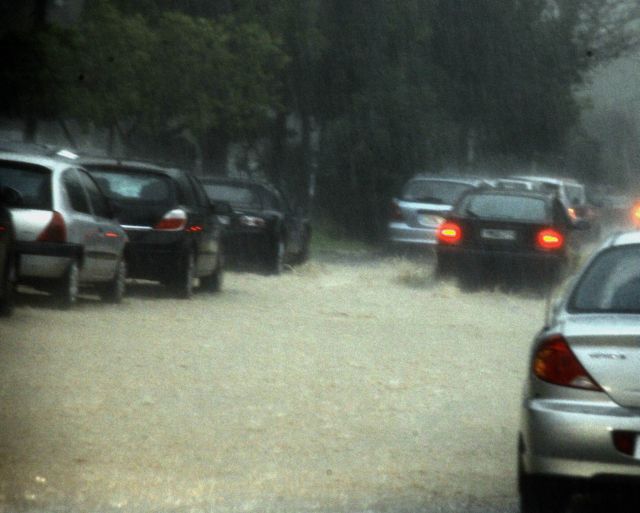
[
  {"left": 199, "top": 177, "right": 311, "bottom": 274},
  {"left": 80, "top": 159, "right": 227, "bottom": 298},
  {"left": 435, "top": 187, "right": 583, "bottom": 287}
]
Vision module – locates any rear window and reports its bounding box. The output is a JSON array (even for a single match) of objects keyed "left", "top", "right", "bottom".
[
  {"left": 87, "top": 170, "right": 175, "bottom": 204},
  {"left": 0, "top": 162, "right": 52, "bottom": 210},
  {"left": 564, "top": 183, "right": 586, "bottom": 206},
  {"left": 458, "top": 193, "right": 548, "bottom": 222},
  {"left": 569, "top": 245, "right": 640, "bottom": 313},
  {"left": 402, "top": 179, "right": 472, "bottom": 205},
  {"left": 202, "top": 184, "right": 261, "bottom": 208}
]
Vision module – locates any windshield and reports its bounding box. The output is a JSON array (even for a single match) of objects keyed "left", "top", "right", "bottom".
[
  {"left": 570, "top": 246, "right": 640, "bottom": 313},
  {"left": 202, "top": 183, "right": 261, "bottom": 208},
  {"left": 458, "top": 194, "right": 548, "bottom": 222},
  {"left": 401, "top": 180, "right": 472, "bottom": 204},
  {"left": 0, "top": 163, "right": 52, "bottom": 210}
]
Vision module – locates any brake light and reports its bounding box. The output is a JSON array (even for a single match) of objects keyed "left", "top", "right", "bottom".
[
  {"left": 631, "top": 202, "right": 640, "bottom": 226},
  {"left": 437, "top": 221, "right": 462, "bottom": 245},
  {"left": 390, "top": 200, "right": 403, "bottom": 221},
  {"left": 536, "top": 228, "right": 564, "bottom": 250},
  {"left": 613, "top": 431, "right": 636, "bottom": 456},
  {"left": 37, "top": 211, "right": 67, "bottom": 242},
  {"left": 533, "top": 335, "right": 601, "bottom": 391},
  {"left": 154, "top": 209, "right": 187, "bottom": 231}
]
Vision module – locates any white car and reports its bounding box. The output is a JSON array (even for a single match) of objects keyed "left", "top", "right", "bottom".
[{"left": 0, "top": 152, "right": 128, "bottom": 306}]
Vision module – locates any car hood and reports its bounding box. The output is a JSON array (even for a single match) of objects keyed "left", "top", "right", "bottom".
[{"left": 558, "top": 313, "right": 640, "bottom": 408}]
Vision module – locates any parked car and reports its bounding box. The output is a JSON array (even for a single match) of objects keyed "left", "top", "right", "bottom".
[
  {"left": 79, "top": 158, "right": 226, "bottom": 297},
  {"left": 0, "top": 193, "right": 17, "bottom": 316},
  {"left": 0, "top": 152, "right": 128, "bottom": 307},
  {"left": 519, "top": 230, "right": 640, "bottom": 512},
  {"left": 509, "top": 175, "right": 597, "bottom": 225},
  {"left": 387, "top": 175, "right": 484, "bottom": 248},
  {"left": 435, "top": 187, "right": 583, "bottom": 285},
  {"left": 198, "top": 177, "right": 311, "bottom": 274}
]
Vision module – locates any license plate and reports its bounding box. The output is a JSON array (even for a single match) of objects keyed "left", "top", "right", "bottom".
[{"left": 481, "top": 229, "right": 516, "bottom": 241}]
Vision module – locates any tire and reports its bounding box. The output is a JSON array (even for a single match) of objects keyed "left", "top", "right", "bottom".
[
  {"left": 291, "top": 230, "right": 311, "bottom": 265},
  {"left": 435, "top": 252, "right": 455, "bottom": 278},
  {"left": 56, "top": 259, "right": 80, "bottom": 308},
  {"left": 266, "top": 237, "right": 285, "bottom": 275},
  {"left": 170, "top": 250, "right": 195, "bottom": 299},
  {"left": 518, "top": 460, "right": 572, "bottom": 513},
  {"left": 0, "top": 255, "right": 16, "bottom": 317},
  {"left": 99, "top": 259, "right": 126, "bottom": 303},
  {"left": 200, "top": 249, "right": 223, "bottom": 292}
]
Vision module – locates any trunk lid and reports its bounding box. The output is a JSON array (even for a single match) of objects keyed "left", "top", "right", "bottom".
[{"left": 563, "top": 314, "right": 640, "bottom": 408}]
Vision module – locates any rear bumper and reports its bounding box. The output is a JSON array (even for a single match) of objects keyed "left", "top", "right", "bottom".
[
  {"left": 14, "top": 241, "right": 82, "bottom": 279},
  {"left": 521, "top": 397, "right": 640, "bottom": 480},
  {"left": 436, "top": 244, "right": 566, "bottom": 265},
  {"left": 387, "top": 222, "right": 438, "bottom": 245}
]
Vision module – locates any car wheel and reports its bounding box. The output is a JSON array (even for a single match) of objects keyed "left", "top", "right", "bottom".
[
  {"left": 171, "top": 250, "right": 195, "bottom": 299},
  {"left": 519, "top": 460, "right": 572, "bottom": 513},
  {"left": 200, "top": 249, "right": 223, "bottom": 292},
  {"left": 0, "top": 255, "right": 16, "bottom": 317},
  {"left": 267, "top": 237, "right": 285, "bottom": 275},
  {"left": 56, "top": 259, "right": 80, "bottom": 308},
  {"left": 434, "top": 253, "right": 455, "bottom": 278},
  {"left": 99, "top": 259, "right": 126, "bottom": 304},
  {"left": 291, "top": 230, "right": 311, "bottom": 265}
]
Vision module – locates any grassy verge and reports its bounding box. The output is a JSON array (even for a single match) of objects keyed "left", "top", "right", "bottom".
[{"left": 309, "top": 217, "right": 375, "bottom": 254}]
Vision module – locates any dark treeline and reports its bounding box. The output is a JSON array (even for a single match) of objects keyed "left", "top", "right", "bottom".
[{"left": 0, "top": 0, "right": 638, "bottom": 239}]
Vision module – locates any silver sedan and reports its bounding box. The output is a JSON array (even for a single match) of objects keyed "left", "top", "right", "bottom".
[
  {"left": 519, "top": 230, "right": 640, "bottom": 512},
  {"left": 0, "top": 152, "right": 128, "bottom": 306}
]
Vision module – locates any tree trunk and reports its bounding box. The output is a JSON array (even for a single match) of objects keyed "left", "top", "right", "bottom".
[{"left": 201, "top": 129, "right": 230, "bottom": 176}]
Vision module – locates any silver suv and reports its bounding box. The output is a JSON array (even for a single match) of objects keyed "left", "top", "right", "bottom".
[{"left": 0, "top": 152, "right": 128, "bottom": 306}]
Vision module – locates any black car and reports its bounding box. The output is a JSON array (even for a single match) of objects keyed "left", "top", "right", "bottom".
[
  {"left": 0, "top": 190, "right": 16, "bottom": 316},
  {"left": 435, "top": 187, "right": 584, "bottom": 286},
  {"left": 198, "top": 177, "right": 311, "bottom": 274},
  {"left": 79, "top": 158, "right": 227, "bottom": 298}
]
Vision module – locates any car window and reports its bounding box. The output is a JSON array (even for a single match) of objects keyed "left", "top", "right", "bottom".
[
  {"left": 63, "top": 169, "right": 91, "bottom": 214},
  {"left": 458, "top": 194, "right": 548, "bottom": 222},
  {"left": 189, "top": 176, "right": 210, "bottom": 208},
  {"left": 564, "top": 184, "right": 586, "bottom": 206},
  {"left": 262, "top": 189, "right": 283, "bottom": 211},
  {"left": 402, "top": 180, "right": 472, "bottom": 204},
  {"left": 85, "top": 169, "right": 175, "bottom": 205},
  {"left": 0, "top": 162, "right": 52, "bottom": 210},
  {"left": 570, "top": 245, "right": 640, "bottom": 313},
  {"left": 77, "top": 169, "right": 111, "bottom": 219},
  {"left": 172, "top": 172, "right": 197, "bottom": 207},
  {"left": 202, "top": 183, "right": 262, "bottom": 208}
]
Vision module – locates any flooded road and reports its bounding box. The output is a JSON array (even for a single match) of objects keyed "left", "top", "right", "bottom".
[{"left": 0, "top": 254, "right": 550, "bottom": 512}]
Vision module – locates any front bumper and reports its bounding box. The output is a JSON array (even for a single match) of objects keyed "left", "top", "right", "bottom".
[{"left": 521, "top": 397, "right": 640, "bottom": 480}]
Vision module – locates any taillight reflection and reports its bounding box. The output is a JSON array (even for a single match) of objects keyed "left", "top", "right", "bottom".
[
  {"left": 536, "top": 228, "right": 564, "bottom": 251},
  {"left": 533, "top": 335, "right": 601, "bottom": 391},
  {"left": 37, "top": 211, "right": 67, "bottom": 242},
  {"left": 437, "top": 221, "right": 462, "bottom": 245}
]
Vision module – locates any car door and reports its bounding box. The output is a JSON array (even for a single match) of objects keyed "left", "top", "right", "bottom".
[
  {"left": 77, "top": 169, "right": 126, "bottom": 280},
  {"left": 61, "top": 168, "right": 101, "bottom": 281}
]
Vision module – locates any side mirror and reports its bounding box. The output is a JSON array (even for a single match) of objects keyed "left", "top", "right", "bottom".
[
  {"left": 0, "top": 186, "right": 23, "bottom": 207},
  {"left": 210, "top": 201, "right": 233, "bottom": 216}
]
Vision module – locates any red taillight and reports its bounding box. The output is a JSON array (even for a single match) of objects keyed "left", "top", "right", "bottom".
[
  {"left": 37, "top": 211, "right": 67, "bottom": 242},
  {"left": 154, "top": 209, "right": 187, "bottom": 231},
  {"left": 390, "top": 200, "right": 403, "bottom": 221},
  {"left": 437, "top": 221, "right": 462, "bottom": 245},
  {"left": 536, "top": 228, "right": 564, "bottom": 251},
  {"left": 533, "top": 335, "right": 601, "bottom": 391}
]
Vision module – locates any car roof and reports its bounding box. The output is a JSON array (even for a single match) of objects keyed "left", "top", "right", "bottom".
[
  {"left": 465, "top": 186, "right": 556, "bottom": 201},
  {"left": 510, "top": 175, "right": 582, "bottom": 186},
  {"left": 78, "top": 157, "right": 170, "bottom": 173},
  {"left": 0, "top": 151, "right": 74, "bottom": 172},
  {"left": 408, "top": 175, "right": 485, "bottom": 185},
  {"left": 609, "top": 231, "right": 640, "bottom": 248}
]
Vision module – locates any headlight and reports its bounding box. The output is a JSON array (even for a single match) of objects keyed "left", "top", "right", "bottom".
[{"left": 239, "top": 215, "right": 266, "bottom": 228}]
